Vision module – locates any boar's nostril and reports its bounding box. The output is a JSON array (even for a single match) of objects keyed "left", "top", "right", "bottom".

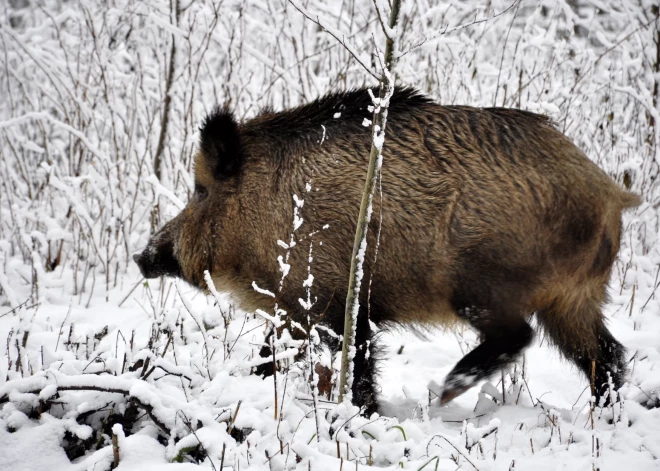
[
  {"left": 133, "top": 252, "right": 148, "bottom": 278},
  {"left": 132, "top": 246, "right": 183, "bottom": 280}
]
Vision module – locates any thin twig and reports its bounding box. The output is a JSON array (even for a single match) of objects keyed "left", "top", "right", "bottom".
[
  {"left": 400, "top": 0, "right": 520, "bottom": 56},
  {"left": 288, "top": 0, "right": 379, "bottom": 80},
  {"left": 0, "top": 298, "right": 32, "bottom": 318},
  {"left": 227, "top": 400, "right": 242, "bottom": 435},
  {"left": 112, "top": 430, "right": 120, "bottom": 469},
  {"left": 441, "top": 436, "right": 480, "bottom": 471},
  {"left": 118, "top": 278, "right": 145, "bottom": 308},
  {"left": 179, "top": 411, "right": 217, "bottom": 471}
]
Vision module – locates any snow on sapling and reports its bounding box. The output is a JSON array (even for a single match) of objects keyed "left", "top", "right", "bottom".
[{"left": 337, "top": 0, "right": 403, "bottom": 408}]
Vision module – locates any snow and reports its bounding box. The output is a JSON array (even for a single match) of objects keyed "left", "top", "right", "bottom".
[
  {"left": 251, "top": 282, "right": 276, "bottom": 298},
  {"left": 1, "top": 0, "right": 659, "bottom": 470},
  {"left": 0, "top": 420, "right": 71, "bottom": 471},
  {"left": 254, "top": 308, "right": 284, "bottom": 328},
  {"left": 277, "top": 255, "right": 291, "bottom": 279}
]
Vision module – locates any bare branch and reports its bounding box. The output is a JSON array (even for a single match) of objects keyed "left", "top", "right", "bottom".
[
  {"left": 0, "top": 378, "right": 171, "bottom": 435},
  {"left": 400, "top": 0, "right": 521, "bottom": 56},
  {"left": 288, "top": 0, "right": 379, "bottom": 80}
]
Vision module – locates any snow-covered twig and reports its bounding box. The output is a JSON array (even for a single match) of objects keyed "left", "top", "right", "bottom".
[{"left": 288, "top": 0, "right": 379, "bottom": 80}]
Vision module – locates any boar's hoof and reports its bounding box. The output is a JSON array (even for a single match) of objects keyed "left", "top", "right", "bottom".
[
  {"left": 438, "top": 371, "right": 479, "bottom": 405},
  {"left": 439, "top": 385, "right": 471, "bottom": 405}
]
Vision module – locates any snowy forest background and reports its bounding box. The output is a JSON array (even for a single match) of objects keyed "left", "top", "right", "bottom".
[{"left": 1, "top": 0, "right": 659, "bottom": 469}]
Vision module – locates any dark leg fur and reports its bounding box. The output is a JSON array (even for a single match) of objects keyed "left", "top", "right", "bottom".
[
  {"left": 441, "top": 307, "right": 534, "bottom": 403},
  {"left": 254, "top": 329, "right": 275, "bottom": 377},
  {"left": 350, "top": 309, "right": 379, "bottom": 416},
  {"left": 536, "top": 299, "right": 627, "bottom": 403},
  {"left": 586, "top": 328, "right": 626, "bottom": 402},
  {"left": 255, "top": 308, "right": 379, "bottom": 416}
]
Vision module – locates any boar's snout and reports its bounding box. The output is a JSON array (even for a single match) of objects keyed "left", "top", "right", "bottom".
[{"left": 133, "top": 236, "right": 182, "bottom": 280}]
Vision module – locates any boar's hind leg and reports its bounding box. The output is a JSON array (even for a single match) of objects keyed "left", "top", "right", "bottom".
[
  {"left": 536, "top": 297, "right": 627, "bottom": 403},
  {"left": 440, "top": 308, "right": 534, "bottom": 404}
]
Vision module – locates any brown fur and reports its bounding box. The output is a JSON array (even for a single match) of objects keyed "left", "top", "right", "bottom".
[{"left": 134, "top": 87, "right": 640, "bottom": 412}]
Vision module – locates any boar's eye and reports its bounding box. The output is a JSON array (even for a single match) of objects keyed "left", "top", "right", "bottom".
[{"left": 194, "top": 184, "right": 208, "bottom": 202}]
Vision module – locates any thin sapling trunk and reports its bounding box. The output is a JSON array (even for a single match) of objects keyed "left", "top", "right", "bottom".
[{"left": 338, "top": 0, "right": 403, "bottom": 404}]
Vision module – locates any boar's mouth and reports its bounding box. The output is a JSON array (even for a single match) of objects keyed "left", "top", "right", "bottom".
[{"left": 133, "top": 240, "right": 183, "bottom": 280}]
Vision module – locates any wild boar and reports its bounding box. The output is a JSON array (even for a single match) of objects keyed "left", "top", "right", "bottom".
[{"left": 134, "top": 87, "right": 640, "bottom": 415}]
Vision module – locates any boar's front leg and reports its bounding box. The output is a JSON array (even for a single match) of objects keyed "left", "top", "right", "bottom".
[
  {"left": 440, "top": 306, "right": 534, "bottom": 404},
  {"left": 254, "top": 331, "right": 276, "bottom": 378},
  {"left": 349, "top": 307, "right": 379, "bottom": 416},
  {"left": 255, "top": 306, "right": 380, "bottom": 417}
]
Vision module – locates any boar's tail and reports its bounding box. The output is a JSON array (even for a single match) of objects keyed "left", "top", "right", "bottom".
[{"left": 619, "top": 191, "right": 641, "bottom": 210}]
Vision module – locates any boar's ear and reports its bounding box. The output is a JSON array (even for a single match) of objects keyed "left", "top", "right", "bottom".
[{"left": 199, "top": 108, "right": 243, "bottom": 179}]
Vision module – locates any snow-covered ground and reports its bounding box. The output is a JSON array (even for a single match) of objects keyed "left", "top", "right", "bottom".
[
  {"left": 1, "top": 0, "right": 659, "bottom": 469},
  {"left": 1, "top": 263, "right": 659, "bottom": 470}
]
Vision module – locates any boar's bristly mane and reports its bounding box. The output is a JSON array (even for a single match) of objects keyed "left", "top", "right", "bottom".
[
  {"left": 200, "top": 107, "right": 243, "bottom": 179},
  {"left": 246, "top": 86, "right": 434, "bottom": 142}
]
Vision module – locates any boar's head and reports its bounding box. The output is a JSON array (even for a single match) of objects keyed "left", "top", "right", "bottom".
[{"left": 133, "top": 108, "right": 245, "bottom": 289}]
